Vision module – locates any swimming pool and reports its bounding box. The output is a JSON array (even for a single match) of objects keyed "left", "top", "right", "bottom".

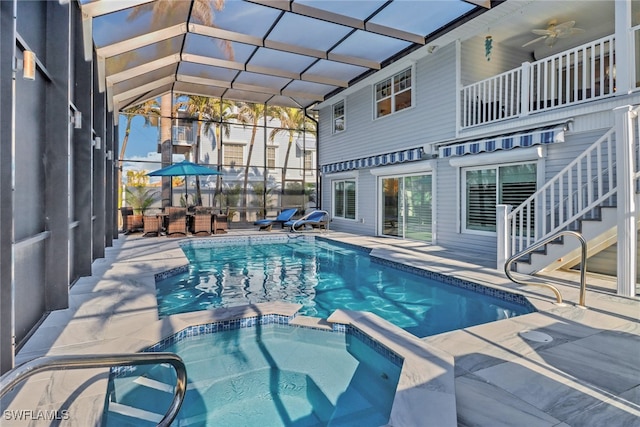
[
  {"left": 155, "top": 236, "right": 535, "bottom": 338},
  {"left": 104, "top": 316, "right": 403, "bottom": 427}
]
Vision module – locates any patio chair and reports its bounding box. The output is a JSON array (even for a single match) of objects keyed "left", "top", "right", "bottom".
[
  {"left": 254, "top": 208, "right": 298, "bottom": 231},
  {"left": 192, "top": 207, "right": 212, "bottom": 236},
  {"left": 142, "top": 214, "right": 160, "bottom": 237},
  {"left": 166, "top": 207, "right": 187, "bottom": 236},
  {"left": 284, "top": 210, "right": 329, "bottom": 232},
  {"left": 213, "top": 209, "right": 228, "bottom": 234}
]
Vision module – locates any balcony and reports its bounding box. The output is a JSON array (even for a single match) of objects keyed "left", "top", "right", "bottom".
[{"left": 461, "top": 33, "right": 623, "bottom": 129}]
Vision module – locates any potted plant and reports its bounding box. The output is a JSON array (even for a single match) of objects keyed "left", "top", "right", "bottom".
[{"left": 124, "top": 186, "right": 158, "bottom": 232}]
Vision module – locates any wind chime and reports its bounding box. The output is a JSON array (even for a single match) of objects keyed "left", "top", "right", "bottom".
[{"left": 485, "top": 35, "right": 493, "bottom": 61}]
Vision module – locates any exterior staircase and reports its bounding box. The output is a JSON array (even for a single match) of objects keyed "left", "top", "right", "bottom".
[{"left": 498, "top": 105, "right": 640, "bottom": 291}]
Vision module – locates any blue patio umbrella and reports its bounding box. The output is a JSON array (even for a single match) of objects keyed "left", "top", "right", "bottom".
[{"left": 147, "top": 160, "right": 221, "bottom": 203}]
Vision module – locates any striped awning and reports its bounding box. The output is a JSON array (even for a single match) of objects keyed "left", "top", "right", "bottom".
[
  {"left": 438, "top": 125, "right": 566, "bottom": 158},
  {"left": 321, "top": 147, "right": 424, "bottom": 174}
]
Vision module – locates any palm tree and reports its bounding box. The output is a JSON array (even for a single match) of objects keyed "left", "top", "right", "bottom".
[
  {"left": 125, "top": 0, "right": 233, "bottom": 207},
  {"left": 268, "top": 107, "right": 317, "bottom": 193},
  {"left": 210, "top": 100, "right": 234, "bottom": 203},
  {"left": 174, "top": 95, "right": 230, "bottom": 205},
  {"left": 118, "top": 100, "right": 159, "bottom": 209},
  {"left": 235, "top": 102, "right": 275, "bottom": 221}
]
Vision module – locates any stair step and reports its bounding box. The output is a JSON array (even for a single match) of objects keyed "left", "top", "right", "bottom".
[{"left": 106, "top": 402, "right": 162, "bottom": 426}]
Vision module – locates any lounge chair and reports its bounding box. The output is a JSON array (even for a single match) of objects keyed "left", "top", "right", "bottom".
[
  {"left": 284, "top": 210, "right": 329, "bottom": 232},
  {"left": 254, "top": 208, "right": 298, "bottom": 231},
  {"left": 166, "top": 207, "right": 187, "bottom": 236}
]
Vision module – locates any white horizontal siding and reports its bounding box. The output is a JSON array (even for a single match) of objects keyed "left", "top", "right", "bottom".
[
  {"left": 434, "top": 156, "right": 498, "bottom": 260},
  {"left": 318, "top": 44, "right": 459, "bottom": 168}
]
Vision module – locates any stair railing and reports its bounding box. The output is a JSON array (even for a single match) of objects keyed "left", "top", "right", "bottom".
[
  {"left": 0, "top": 352, "right": 187, "bottom": 427},
  {"left": 508, "top": 127, "right": 616, "bottom": 256},
  {"left": 504, "top": 230, "right": 588, "bottom": 308}
]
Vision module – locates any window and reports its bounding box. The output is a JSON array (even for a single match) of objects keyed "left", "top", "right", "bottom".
[
  {"left": 375, "top": 67, "right": 412, "bottom": 118},
  {"left": 304, "top": 150, "right": 313, "bottom": 170},
  {"left": 333, "top": 101, "right": 345, "bottom": 133},
  {"left": 223, "top": 144, "right": 243, "bottom": 167},
  {"left": 333, "top": 180, "right": 356, "bottom": 220},
  {"left": 266, "top": 146, "right": 276, "bottom": 169},
  {"left": 464, "top": 163, "right": 537, "bottom": 233}
]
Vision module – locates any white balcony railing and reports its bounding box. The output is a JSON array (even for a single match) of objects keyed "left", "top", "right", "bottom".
[{"left": 462, "top": 35, "right": 616, "bottom": 128}]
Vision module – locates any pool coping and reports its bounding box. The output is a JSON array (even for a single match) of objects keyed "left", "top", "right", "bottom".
[{"left": 116, "top": 302, "right": 456, "bottom": 427}]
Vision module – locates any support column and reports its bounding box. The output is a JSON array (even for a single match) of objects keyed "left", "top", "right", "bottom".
[
  {"left": 496, "top": 204, "right": 511, "bottom": 271},
  {"left": 92, "top": 54, "right": 106, "bottom": 257},
  {"left": 72, "top": 0, "right": 93, "bottom": 278},
  {"left": 615, "top": 105, "right": 637, "bottom": 297},
  {"left": 44, "top": 1, "right": 70, "bottom": 310},
  {"left": 614, "top": 0, "right": 632, "bottom": 95},
  {"left": 0, "top": 0, "right": 16, "bottom": 375},
  {"left": 106, "top": 112, "right": 116, "bottom": 244}
]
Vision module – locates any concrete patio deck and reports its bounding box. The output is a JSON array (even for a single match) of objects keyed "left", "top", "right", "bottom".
[{"left": 1, "top": 230, "right": 638, "bottom": 426}]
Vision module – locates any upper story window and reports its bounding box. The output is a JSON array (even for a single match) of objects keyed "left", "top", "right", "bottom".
[
  {"left": 333, "top": 101, "right": 345, "bottom": 133},
  {"left": 266, "top": 146, "right": 276, "bottom": 169},
  {"left": 375, "top": 67, "right": 412, "bottom": 118},
  {"left": 304, "top": 150, "right": 313, "bottom": 170},
  {"left": 223, "top": 143, "right": 243, "bottom": 167}
]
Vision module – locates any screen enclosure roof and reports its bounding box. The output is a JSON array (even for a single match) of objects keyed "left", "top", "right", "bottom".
[{"left": 79, "top": 0, "right": 491, "bottom": 112}]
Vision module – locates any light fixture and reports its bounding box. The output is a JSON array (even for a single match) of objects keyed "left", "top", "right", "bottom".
[
  {"left": 106, "top": 150, "right": 113, "bottom": 161},
  {"left": 15, "top": 50, "right": 36, "bottom": 80},
  {"left": 71, "top": 110, "right": 82, "bottom": 129},
  {"left": 93, "top": 137, "right": 101, "bottom": 149},
  {"left": 427, "top": 45, "right": 439, "bottom": 54}
]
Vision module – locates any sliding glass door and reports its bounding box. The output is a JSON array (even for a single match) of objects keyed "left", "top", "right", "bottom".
[{"left": 381, "top": 174, "right": 432, "bottom": 242}]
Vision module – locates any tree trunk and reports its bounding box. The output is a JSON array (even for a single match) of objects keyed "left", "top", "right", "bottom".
[{"left": 160, "top": 93, "right": 172, "bottom": 207}]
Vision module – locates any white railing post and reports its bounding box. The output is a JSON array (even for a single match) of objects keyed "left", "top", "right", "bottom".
[
  {"left": 614, "top": 105, "right": 637, "bottom": 297},
  {"left": 496, "top": 204, "right": 512, "bottom": 270},
  {"left": 520, "top": 62, "right": 530, "bottom": 117}
]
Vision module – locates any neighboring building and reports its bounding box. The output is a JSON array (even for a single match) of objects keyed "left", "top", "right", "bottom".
[{"left": 316, "top": 0, "right": 640, "bottom": 296}]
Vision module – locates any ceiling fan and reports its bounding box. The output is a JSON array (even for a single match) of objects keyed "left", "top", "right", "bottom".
[{"left": 522, "top": 19, "right": 585, "bottom": 48}]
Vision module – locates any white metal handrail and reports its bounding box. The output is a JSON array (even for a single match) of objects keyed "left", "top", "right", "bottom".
[
  {"left": 0, "top": 352, "right": 187, "bottom": 427},
  {"left": 504, "top": 230, "right": 588, "bottom": 307}
]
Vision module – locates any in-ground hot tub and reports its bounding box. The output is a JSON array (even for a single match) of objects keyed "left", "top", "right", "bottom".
[{"left": 104, "top": 314, "right": 402, "bottom": 426}]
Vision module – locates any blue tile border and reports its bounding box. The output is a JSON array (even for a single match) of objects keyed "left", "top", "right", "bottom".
[
  {"left": 370, "top": 256, "right": 536, "bottom": 310},
  {"left": 110, "top": 313, "right": 403, "bottom": 377}
]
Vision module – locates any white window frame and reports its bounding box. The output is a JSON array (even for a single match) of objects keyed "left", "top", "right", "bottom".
[
  {"left": 374, "top": 66, "right": 414, "bottom": 119},
  {"left": 223, "top": 143, "right": 244, "bottom": 167},
  {"left": 461, "top": 160, "right": 542, "bottom": 236},
  {"left": 332, "top": 100, "right": 345, "bottom": 133},
  {"left": 266, "top": 146, "right": 276, "bottom": 169},
  {"left": 331, "top": 176, "right": 357, "bottom": 221}
]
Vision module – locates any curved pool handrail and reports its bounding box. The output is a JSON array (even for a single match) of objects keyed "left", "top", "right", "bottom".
[
  {"left": 504, "top": 230, "right": 588, "bottom": 308},
  {"left": 0, "top": 352, "right": 187, "bottom": 427}
]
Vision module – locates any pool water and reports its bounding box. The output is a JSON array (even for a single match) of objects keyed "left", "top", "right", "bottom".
[
  {"left": 156, "top": 237, "right": 534, "bottom": 338},
  {"left": 105, "top": 324, "right": 402, "bottom": 427}
]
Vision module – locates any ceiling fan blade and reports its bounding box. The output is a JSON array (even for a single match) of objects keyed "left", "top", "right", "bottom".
[
  {"left": 545, "top": 35, "right": 557, "bottom": 47},
  {"left": 522, "top": 36, "right": 547, "bottom": 47},
  {"left": 555, "top": 20, "right": 576, "bottom": 30},
  {"left": 531, "top": 29, "right": 553, "bottom": 36}
]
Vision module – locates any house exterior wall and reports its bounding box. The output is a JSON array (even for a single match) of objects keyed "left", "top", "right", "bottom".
[{"left": 317, "top": 1, "right": 640, "bottom": 273}]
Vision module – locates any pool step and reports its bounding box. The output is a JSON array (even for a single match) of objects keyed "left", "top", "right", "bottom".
[
  {"left": 105, "top": 369, "right": 179, "bottom": 426},
  {"left": 106, "top": 402, "right": 162, "bottom": 426}
]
